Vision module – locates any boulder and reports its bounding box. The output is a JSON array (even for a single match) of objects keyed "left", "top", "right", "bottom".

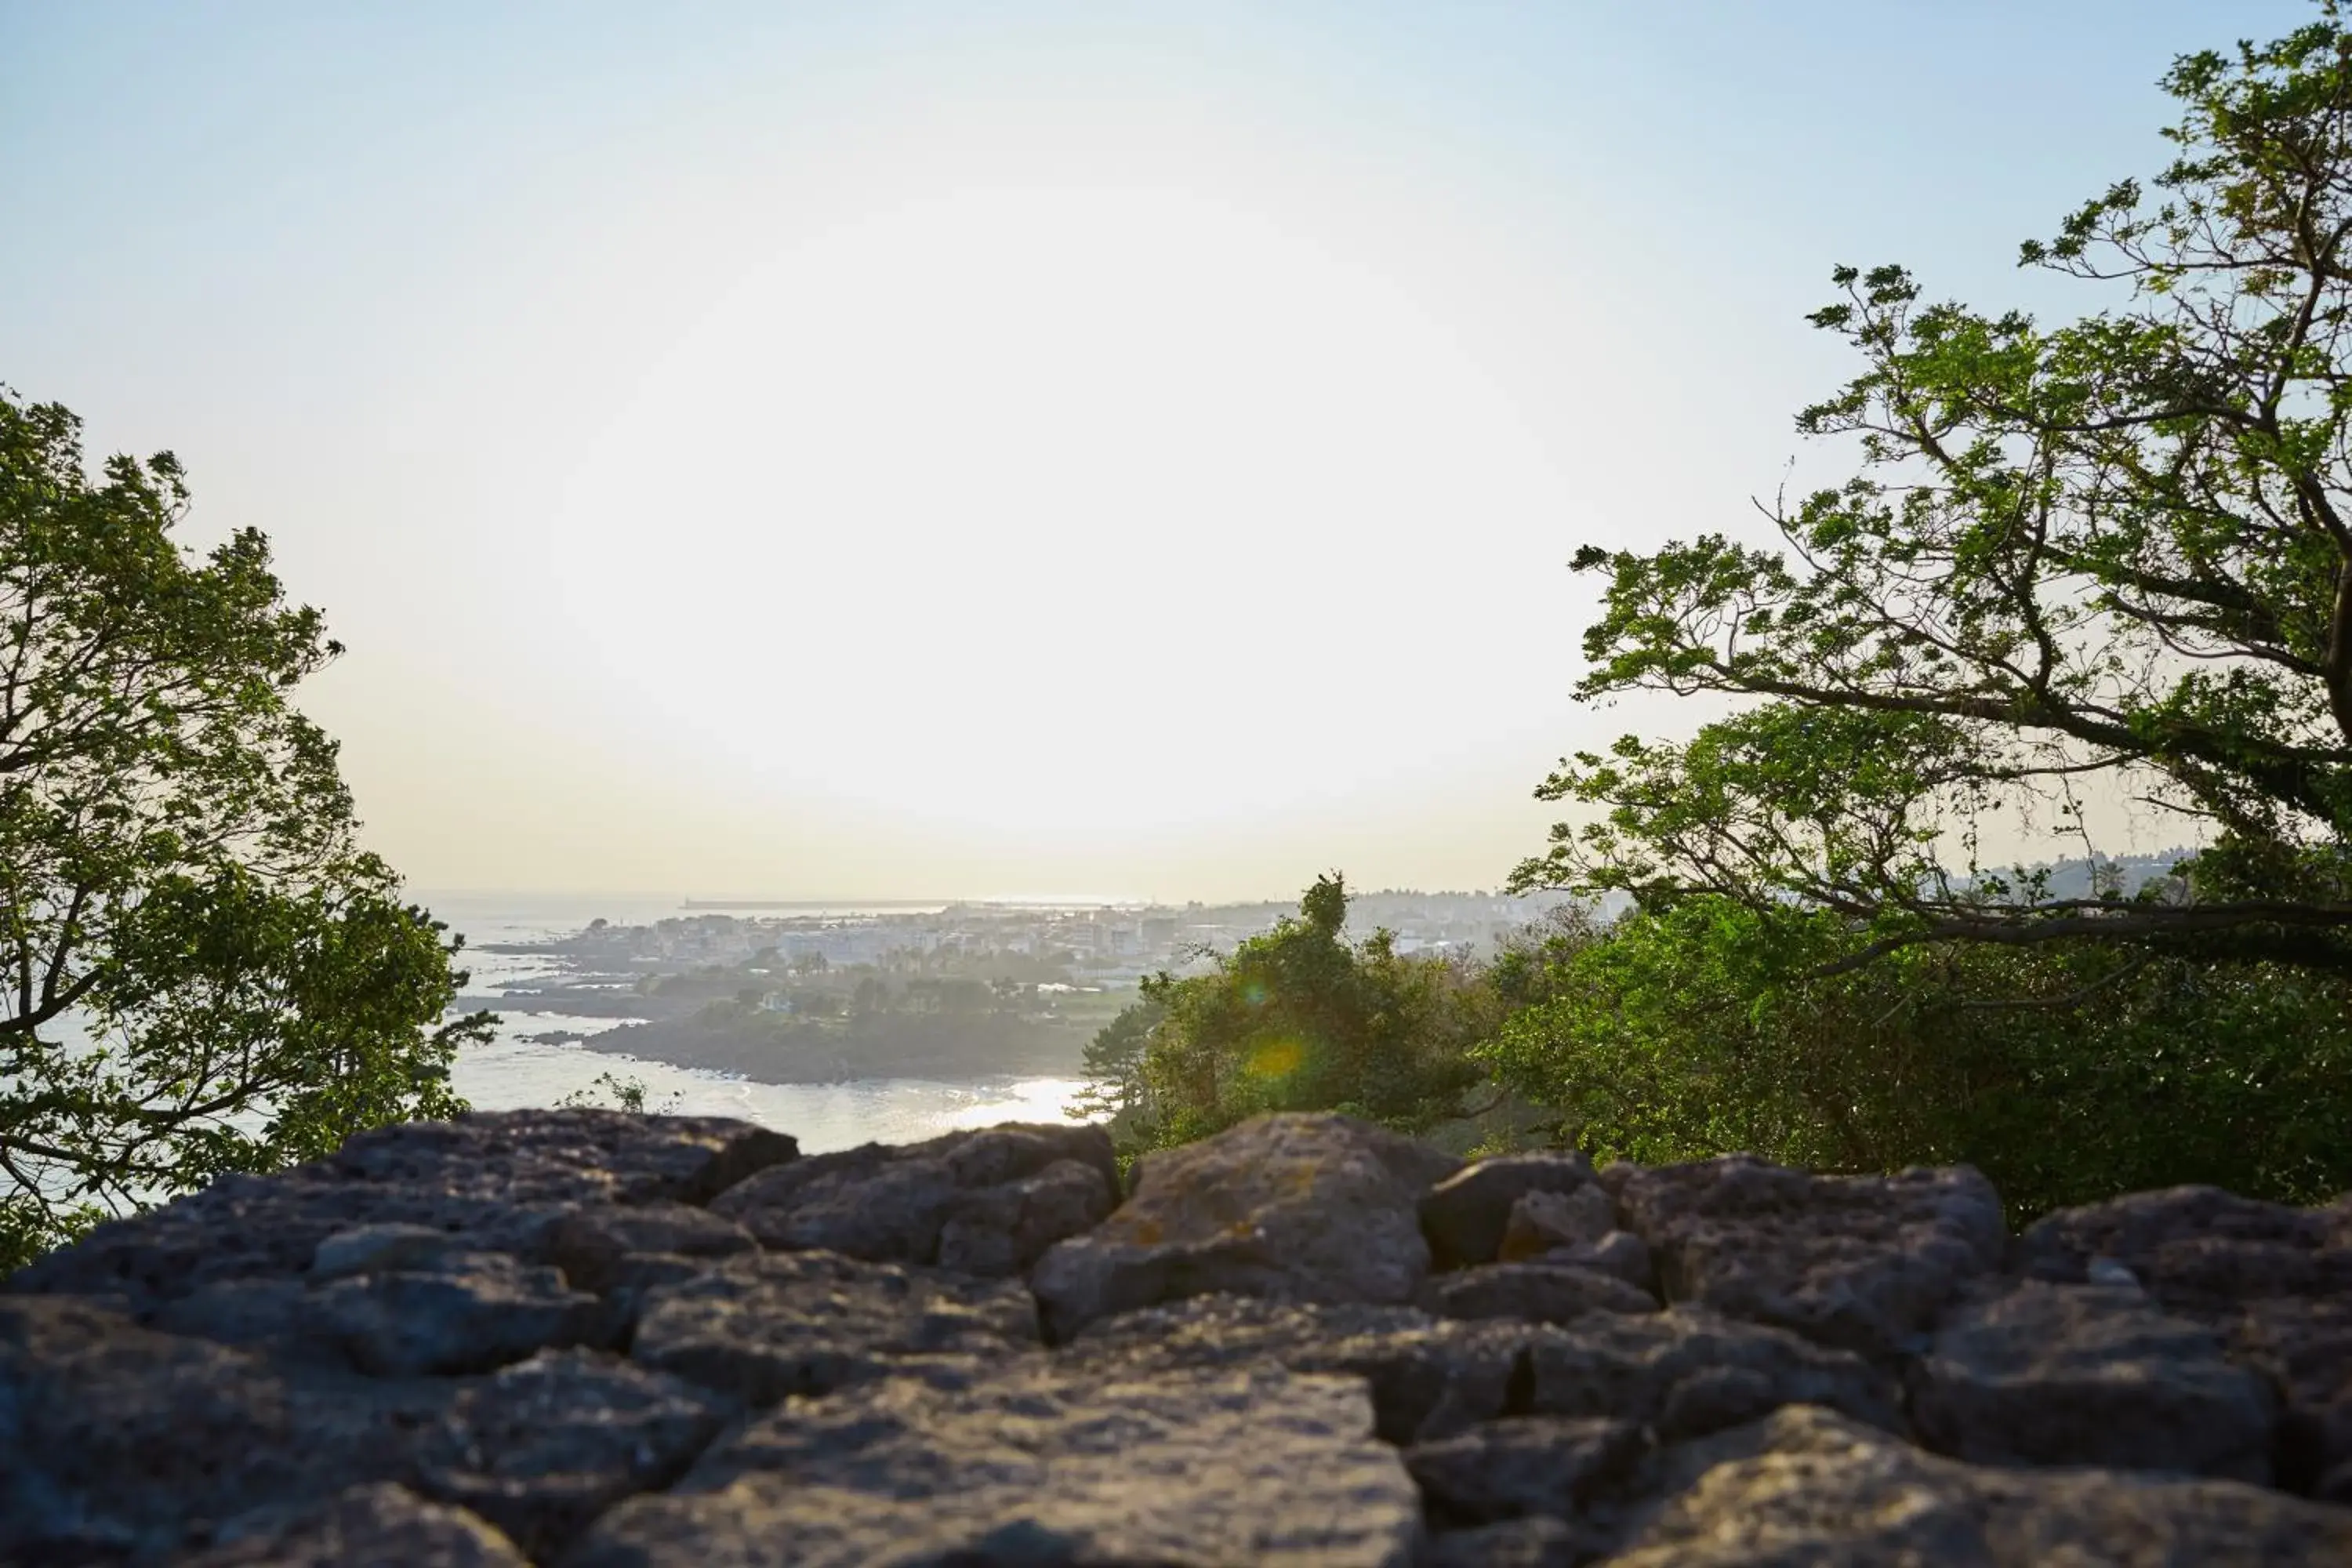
[
  {"left": 1066, "top": 1294, "right": 1900, "bottom": 1446},
  {"left": 1603, "top": 1404, "right": 2352, "bottom": 1566},
  {"left": 2020, "top": 1184, "right": 2352, "bottom": 1494},
  {"left": 1614, "top": 1155, "right": 2005, "bottom": 1356},
  {"left": 0, "top": 1295, "right": 451, "bottom": 1562},
  {"left": 628, "top": 1248, "right": 1040, "bottom": 1405},
  {"left": 7, "top": 1109, "right": 797, "bottom": 1315},
  {"left": 2015, "top": 1185, "right": 2352, "bottom": 1306},
  {"left": 543, "top": 1203, "right": 758, "bottom": 1293},
  {"left": 1420, "top": 1152, "right": 1599, "bottom": 1270},
  {"left": 1547, "top": 1228, "right": 1654, "bottom": 1291},
  {"left": 1405, "top": 1415, "right": 1642, "bottom": 1524},
  {"left": 707, "top": 1122, "right": 1116, "bottom": 1274},
  {"left": 1910, "top": 1280, "right": 2277, "bottom": 1481},
  {"left": 412, "top": 1348, "right": 731, "bottom": 1555},
  {"left": 183, "top": 1483, "right": 530, "bottom": 1567},
  {"left": 570, "top": 1363, "right": 1423, "bottom": 1568},
  {"left": 1417, "top": 1515, "right": 1586, "bottom": 1568},
  {"left": 1516, "top": 1305, "right": 1905, "bottom": 1440},
  {"left": 1497, "top": 1184, "right": 1619, "bottom": 1261},
  {"left": 309, "top": 1250, "right": 604, "bottom": 1377},
  {"left": 1425, "top": 1260, "right": 1657, "bottom": 1323},
  {"left": 1029, "top": 1112, "right": 1461, "bottom": 1340}
]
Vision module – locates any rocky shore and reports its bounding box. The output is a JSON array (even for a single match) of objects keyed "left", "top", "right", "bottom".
[{"left": 5, "top": 1109, "right": 2352, "bottom": 1565}]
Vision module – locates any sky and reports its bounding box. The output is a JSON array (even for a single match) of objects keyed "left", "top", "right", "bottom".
[{"left": 0, "top": 2, "right": 2318, "bottom": 902}]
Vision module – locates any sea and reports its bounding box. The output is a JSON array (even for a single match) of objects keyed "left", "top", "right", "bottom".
[{"left": 424, "top": 891, "right": 1086, "bottom": 1154}]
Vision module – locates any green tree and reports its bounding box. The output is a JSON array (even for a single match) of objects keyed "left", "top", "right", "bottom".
[
  {"left": 1475, "top": 897, "right": 2352, "bottom": 1218},
  {"left": 1078, "top": 874, "right": 1494, "bottom": 1153},
  {"left": 0, "top": 389, "right": 492, "bottom": 1270},
  {"left": 1519, "top": 13, "right": 2352, "bottom": 978}
]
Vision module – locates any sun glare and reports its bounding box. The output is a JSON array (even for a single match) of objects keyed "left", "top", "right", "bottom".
[{"left": 548, "top": 180, "right": 1572, "bottom": 840}]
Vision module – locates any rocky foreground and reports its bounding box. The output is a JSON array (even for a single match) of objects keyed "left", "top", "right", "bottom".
[{"left": 6, "top": 1112, "right": 2352, "bottom": 1565}]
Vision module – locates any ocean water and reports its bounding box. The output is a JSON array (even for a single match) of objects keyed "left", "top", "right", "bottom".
[{"left": 426, "top": 891, "right": 1086, "bottom": 1153}]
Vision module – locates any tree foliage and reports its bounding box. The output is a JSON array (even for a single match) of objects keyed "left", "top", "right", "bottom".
[
  {"left": 1073, "top": 875, "right": 1494, "bottom": 1154},
  {"left": 1475, "top": 897, "right": 2352, "bottom": 1220},
  {"left": 0, "top": 389, "right": 490, "bottom": 1269},
  {"left": 1515, "top": 13, "right": 2352, "bottom": 978}
]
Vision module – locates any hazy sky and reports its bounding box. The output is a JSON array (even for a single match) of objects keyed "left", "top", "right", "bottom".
[{"left": 0, "top": 2, "right": 2313, "bottom": 901}]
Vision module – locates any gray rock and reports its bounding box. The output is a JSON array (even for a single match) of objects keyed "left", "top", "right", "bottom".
[
  {"left": 1911, "top": 1279, "right": 2277, "bottom": 1481},
  {"left": 8, "top": 1109, "right": 797, "bottom": 1315},
  {"left": 1065, "top": 1294, "right": 1899, "bottom": 1446},
  {"left": 628, "top": 1248, "right": 1039, "bottom": 1405},
  {"left": 0, "top": 1295, "right": 452, "bottom": 1562},
  {"left": 1030, "top": 1112, "right": 1461, "bottom": 1340},
  {"left": 413, "top": 1348, "right": 729, "bottom": 1555},
  {"left": 1420, "top": 1152, "right": 1599, "bottom": 1271},
  {"left": 707, "top": 1122, "right": 1116, "bottom": 1275},
  {"left": 1426, "top": 1261, "right": 1657, "bottom": 1323},
  {"left": 1550, "top": 1229, "right": 1653, "bottom": 1291},
  {"left": 313, "top": 1221, "right": 477, "bottom": 1282},
  {"left": 2233, "top": 1293, "right": 2352, "bottom": 1498},
  {"left": 2020, "top": 1184, "right": 2352, "bottom": 1494},
  {"left": 1517, "top": 1306, "right": 1905, "bottom": 1440},
  {"left": 1064, "top": 1294, "right": 1530, "bottom": 1443},
  {"left": 1417, "top": 1515, "right": 1586, "bottom": 1568},
  {"left": 1604, "top": 1404, "right": 2352, "bottom": 1566},
  {"left": 543, "top": 1203, "right": 757, "bottom": 1294},
  {"left": 1614, "top": 1155, "right": 2005, "bottom": 1356},
  {"left": 183, "top": 1483, "right": 530, "bottom": 1567},
  {"left": 572, "top": 1363, "right": 1422, "bottom": 1567},
  {"left": 2015, "top": 1185, "right": 2352, "bottom": 1306},
  {"left": 935, "top": 1156, "right": 1116, "bottom": 1276},
  {"left": 149, "top": 1275, "right": 317, "bottom": 1352},
  {"left": 1405, "top": 1415, "right": 1642, "bottom": 1524},
  {"left": 310, "top": 1251, "right": 604, "bottom": 1377},
  {"left": 1498, "top": 1185, "right": 1618, "bottom": 1261},
  {"left": 1420, "top": 1515, "right": 1586, "bottom": 1567}
]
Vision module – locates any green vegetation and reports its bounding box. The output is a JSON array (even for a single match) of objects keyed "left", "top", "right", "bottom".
[
  {"left": 0, "top": 389, "right": 490, "bottom": 1271},
  {"left": 1483, "top": 13, "right": 2352, "bottom": 1214},
  {"left": 1074, "top": 874, "right": 1501, "bottom": 1156},
  {"left": 1080, "top": 13, "right": 2352, "bottom": 1220}
]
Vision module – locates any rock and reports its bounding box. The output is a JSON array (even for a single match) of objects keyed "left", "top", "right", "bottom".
[
  {"left": 1421, "top": 1152, "right": 1599, "bottom": 1270},
  {"left": 1030, "top": 1112, "right": 1461, "bottom": 1340},
  {"left": 2020, "top": 1185, "right": 2352, "bottom": 1494},
  {"left": 571, "top": 1363, "right": 1423, "bottom": 1567},
  {"left": 628, "top": 1248, "right": 1040, "bottom": 1405},
  {"left": 1602, "top": 1404, "right": 2352, "bottom": 1566},
  {"left": 1517, "top": 1306, "right": 1905, "bottom": 1440},
  {"left": 1551, "top": 1229, "right": 1653, "bottom": 1290},
  {"left": 707, "top": 1122, "right": 1116, "bottom": 1275},
  {"left": 1064, "top": 1294, "right": 1531, "bottom": 1443},
  {"left": 1613, "top": 1155, "right": 2005, "bottom": 1356},
  {"left": 310, "top": 1251, "right": 604, "bottom": 1377},
  {"left": 0, "top": 1295, "right": 451, "bottom": 1562},
  {"left": 935, "top": 1157, "right": 1116, "bottom": 1276},
  {"left": 312, "top": 1222, "right": 477, "bottom": 1282},
  {"left": 412, "top": 1349, "right": 730, "bottom": 1556},
  {"left": 2234, "top": 1294, "right": 2352, "bottom": 1497},
  {"left": 1497, "top": 1185, "right": 1618, "bottom": 1263},
  {"left": 1426, "top": 1261, "right": 1657, "bottom": 1323},
  {"left": 1910, "top": 1280, "right": 2277, "bottom": 1481},
  {"left": 1418, "top": 1515, "right": 1586, "bottom": 1568},
  {"left": 2019, "top": 1185, "right": 2352, "bottom": 1318},
  {"left": 7, "top": 1109, "right": 797, "bottom": 1315},
  {"left": 543, "top": 1203, "right": 758, "bottom": 1294},
  {"left": 1066, "top": 1294, "right": 1900, "bottom": 1446},
  {"left": 185, "top": 1483, "right": 530, "bottom": 1566},
  {"left": 1406, "top": 1415, "right": 1642, "bottom": 1524}
]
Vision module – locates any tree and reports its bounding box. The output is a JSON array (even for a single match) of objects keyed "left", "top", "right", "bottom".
[
  {"left": 1076, "top": 874, "right": 1494, "bottom": 1153},
  {"left": 1516, "top": 13, "right": 2352, "bottom": 981},
  {"left": 0, "top": 389, "right": 492, "bottom": 1269}
]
